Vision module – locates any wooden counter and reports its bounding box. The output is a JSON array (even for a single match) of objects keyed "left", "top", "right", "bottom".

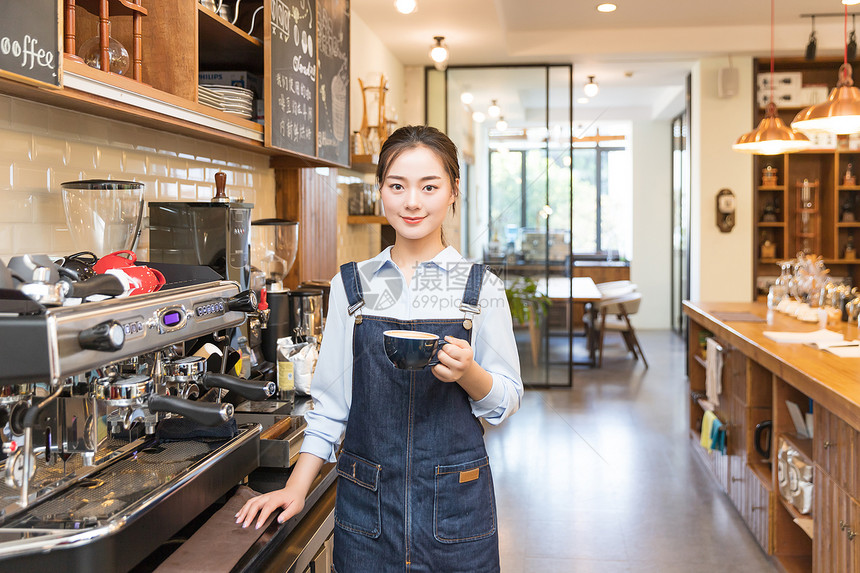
[
  {"left": 683, "top": 301, "right": 860, "bottom": 573},
  {"left": 683, "top": 301, "right": 860, "bottom": 431}
]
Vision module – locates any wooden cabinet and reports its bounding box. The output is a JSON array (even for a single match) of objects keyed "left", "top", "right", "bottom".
[
  {"left": 813, "top": 470, "right": 860, "bottom": 573},
  {"left": 0, "top": 0, "right": 349, "bottom": 167},
  {"left": 683, "top": 301, "right": 860, "bottom": 571},
  {"left": 751, "top": 58, "right": 860, "bottom": 297}
]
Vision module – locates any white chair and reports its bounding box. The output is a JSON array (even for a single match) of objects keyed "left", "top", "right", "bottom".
[{"left": 593, "top": 291, "right": 648, "bottom": 368}]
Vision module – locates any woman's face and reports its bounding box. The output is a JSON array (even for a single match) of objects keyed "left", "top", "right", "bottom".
[{"left": 380, "top": 145, "right": 457, "bottom": 242}]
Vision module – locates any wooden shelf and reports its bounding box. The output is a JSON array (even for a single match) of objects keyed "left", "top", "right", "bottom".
[
  {"left": 77, "top": 0, "right": 148, "bottom": 16},
  {"left": 749, "top": 462, "right": 773, "bottom": 490},
  {"left": 347, "top": 215, "right": 389, "bottom": 225},
  {"left": 198, "top": 4, "right": 263, "bottom": 74},
  {"left": 759, "top": 185, "right": 784, "bottom": 191},
  {"left": 836, "top": 222, "right": 860, "bottom": 227},
  {"left": 840, "top": 185, "right": 860, "bottom": 191},
  {"left": 778, "top": 493, "right": 811, "bottom": 525},
  {"left": 774, "top": 554, "right": 813, "bottom": 573},
  {"left": 780, "top": 432, "right": 813, "bottom": 461},
  {"left": 758, "top": 221, "right": 786, "bottom": 227},
  {"left": 822, "top": 258, "right": 860, "bottom": 265},
  {"left": 350, "top": 154, "right": 379, "bottom": 173}
]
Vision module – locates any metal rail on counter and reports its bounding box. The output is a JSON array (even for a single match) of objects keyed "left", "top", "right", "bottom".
[{"left": 233, "top": 462, "right": 337, "bottom": 573}]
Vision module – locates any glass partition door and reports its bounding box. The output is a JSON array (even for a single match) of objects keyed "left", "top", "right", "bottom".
[{"left": 435, "top": 65, "right": 574, "bottom": 387}]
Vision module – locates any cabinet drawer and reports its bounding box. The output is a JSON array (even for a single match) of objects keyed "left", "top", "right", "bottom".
[
  {"left": 737, "top": 463, "right": 772, "bottom": 554},
  {"left": 815, "top": 406, "right": 858, "bottom": 494},
  {"left": 813, "top": 470, "right": 860, "bottom": 573}
]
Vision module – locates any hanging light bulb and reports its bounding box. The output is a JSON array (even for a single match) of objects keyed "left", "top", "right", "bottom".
[
  {"left": 472, "top": 111, "right": 486, "bottom": 123},
  {"left": 460, "top": 92, "right": 474, "bottom": 105},
  {"left": 495, "top": 116, "right": 508, "bottom": 131},
  {"left": 844, "top": 0, "right": 860, "bottom": 5},
  {"left": 793, "top": 6, "right": 860, "bottom": 135},
  {"left": 429, "top": 36, "right": 449, "bottom": 71},
  {"left": 734, "top": 0, "right": 810, "bottom": 154},
  {"left": 394, "top": 0, "right": 417, "bottom": 14},
  {"left": 583, "top": 75, "right": 599, "bottom": 98},
  {"left": 734, "top": 103, "right": 811, "bottom": 154},
  {"left": 487, "top": 99, "right": 501, "bottom": 118}
]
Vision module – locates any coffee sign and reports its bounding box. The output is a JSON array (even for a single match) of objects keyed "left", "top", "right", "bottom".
[
  {"left": 266, "top": 0, "right": 317, "bottom": 156},
  {"left": 0, "top": 0, "right": 62, "bottom": 88}
]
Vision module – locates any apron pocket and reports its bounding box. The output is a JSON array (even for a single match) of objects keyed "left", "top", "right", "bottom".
[
  {"left": 434, "top": 456, "right": 496, "bottom": 543},
  {"left": 335, "top": 450, "right": 382, "bottom": 539}
]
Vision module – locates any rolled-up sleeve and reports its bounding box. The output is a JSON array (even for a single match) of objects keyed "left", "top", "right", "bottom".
[
  {"left": 469, "top": 272, "right": 523, "bottom": 424},
  {"left": 300, "top": 274, "right": 352, "bottom": 462}
]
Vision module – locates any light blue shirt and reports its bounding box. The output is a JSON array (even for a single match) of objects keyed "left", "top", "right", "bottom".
[{"left": 301, "top": 246, "right": 524, "bottom": 463}]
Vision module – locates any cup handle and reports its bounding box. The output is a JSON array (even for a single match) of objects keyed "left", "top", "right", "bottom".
[{"left": 426, "top": 339, "right": 449, "bottom": 368}]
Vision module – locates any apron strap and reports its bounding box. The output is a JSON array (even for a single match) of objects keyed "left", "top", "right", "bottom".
[
  {"left": 340, "top": 262, "right": 365, "bottom": 318},
  {"left": 459, "top": 264, "right": 487, "bottom": 330}
]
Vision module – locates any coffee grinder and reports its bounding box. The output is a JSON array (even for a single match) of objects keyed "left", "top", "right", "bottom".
[
  {"left": 249, "top": 219, "right": 299, "bottom": 365},
  {"left": 148, "top": 172, "right": 255, "bottom": 369},
  {"left": 148, "top": 172, "right": 253, "bottom": 290}
]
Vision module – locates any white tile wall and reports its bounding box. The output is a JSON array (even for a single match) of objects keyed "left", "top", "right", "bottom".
[{"left": 0, "top": 94, "right": 277, "bottom": 261}]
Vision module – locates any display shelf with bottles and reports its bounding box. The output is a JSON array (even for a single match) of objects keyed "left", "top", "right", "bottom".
[{"left": 750, "top": 58, "right": 860, "bottom": 297}]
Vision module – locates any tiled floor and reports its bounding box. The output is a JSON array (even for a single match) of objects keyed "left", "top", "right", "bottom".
[{"left": 486, "top": 330, "right": 777, "bottom": 572}]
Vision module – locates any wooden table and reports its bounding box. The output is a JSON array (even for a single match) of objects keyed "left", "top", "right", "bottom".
[{"left": 531, "top": 277, "right": 602, "bottom": 367}]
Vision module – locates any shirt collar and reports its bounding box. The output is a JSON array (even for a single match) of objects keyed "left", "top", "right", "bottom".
[{"left": 370, "top": 246, "right": 465, "bottom": 276}]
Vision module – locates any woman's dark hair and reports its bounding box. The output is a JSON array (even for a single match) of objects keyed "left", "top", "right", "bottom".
[{"left": 376, "top": 125, "right": 460, "bottom": 209}]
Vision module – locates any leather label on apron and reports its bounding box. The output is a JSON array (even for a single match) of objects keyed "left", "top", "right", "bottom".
[{"left": 459, "top": 468, "right": 480, "bottom": 483}]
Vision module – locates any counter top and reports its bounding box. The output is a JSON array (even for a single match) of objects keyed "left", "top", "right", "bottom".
[{"left": 683, "top": 301, "right": 860, "bottom": 431}]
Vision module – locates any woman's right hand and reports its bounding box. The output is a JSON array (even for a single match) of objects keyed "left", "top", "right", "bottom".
[{"left": 235, "top": 484, "right": 305, "bottom": 530}]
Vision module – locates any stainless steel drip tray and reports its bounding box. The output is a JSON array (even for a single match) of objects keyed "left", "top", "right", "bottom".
[{"left": 0, "top": 424, "right": 261, "bottom": 573}]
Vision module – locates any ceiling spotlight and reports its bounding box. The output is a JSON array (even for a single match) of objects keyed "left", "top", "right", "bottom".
[
  {"left": 429, "top": 36, "right": 449, "bottom": 71},
  {"left": 597, "top": 3, "right": 617, "bottom": 12},
  {"left": 577, "top": 97, "right": 589, "bottom": 104},
  {"left": 495, "top": 117, "right": 508, "bottom": 131},
  {"left": 487, "top": 99, "right": 501, "bottom": 118},
  {"left": 394, "top": 0, "right": 417, "bottom": 14},
  {"left": 472, "top": 111, "right": 486, "bottom": 123},
  {"left": 806, "top": 17, "right": 817, "bottom": 61},
  {"left": 584, "top": 75, "right": 599, "bottom": 98},
  {"left": 460, "top": 92, "right": 474, "bottom": 105}
]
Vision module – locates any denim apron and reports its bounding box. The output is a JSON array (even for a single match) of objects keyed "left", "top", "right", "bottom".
[{"left": 333, "top": 262, "right": 501, "bottom": 573}]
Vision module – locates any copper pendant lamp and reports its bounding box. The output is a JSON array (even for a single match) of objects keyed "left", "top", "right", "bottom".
[
  {"left": 733, "top": 0, "right": 809, "bottom": 155},
  {"left": 792, "top": 6, "right": 860, "bottom": 135}
]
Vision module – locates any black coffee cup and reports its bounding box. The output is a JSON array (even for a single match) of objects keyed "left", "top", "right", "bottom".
[
  {"left": 383, "top": 330, "right": 449, "bottom": 370},
  {"left": 754, "top": 420, "right": 772, "bottom": 459}
]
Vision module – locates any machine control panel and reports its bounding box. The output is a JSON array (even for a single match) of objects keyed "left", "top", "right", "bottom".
[
  {"left": 194, "top": 300, "right": 226, "bottom": 318},
  {"left": 36, "top": 282, "right": 247, "bottom": 381}
]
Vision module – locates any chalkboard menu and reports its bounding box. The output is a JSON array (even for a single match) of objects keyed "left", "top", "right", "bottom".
[
  {"left": 266, "top": 0, "right": 317, "bottom": 156},
  {"left": 0, "top": 0, "right": 62, "bottom": 89},
  {"left": 316, "top": 0, "right": 349, "bottom": 166}
]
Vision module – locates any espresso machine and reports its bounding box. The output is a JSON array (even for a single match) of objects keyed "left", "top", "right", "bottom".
[
  {"left": 0, "top": 265, "right": 277, "bottom": 571},
  {"left": 0, "top": 174, "right": 280, "bottom": 570}
]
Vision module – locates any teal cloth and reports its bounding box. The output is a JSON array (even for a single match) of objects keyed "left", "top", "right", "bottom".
[{"left": 710, "top": 417, "right": 726, "bottom": 454}]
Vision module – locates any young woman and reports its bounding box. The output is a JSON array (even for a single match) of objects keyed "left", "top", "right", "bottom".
[{"left": 235, "top": 125, "right": 523, "bottom": 573}]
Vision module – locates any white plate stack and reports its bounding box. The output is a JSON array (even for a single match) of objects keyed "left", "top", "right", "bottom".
[{"left": 198, "top": 84, "right": 255, "bottom": 120}]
